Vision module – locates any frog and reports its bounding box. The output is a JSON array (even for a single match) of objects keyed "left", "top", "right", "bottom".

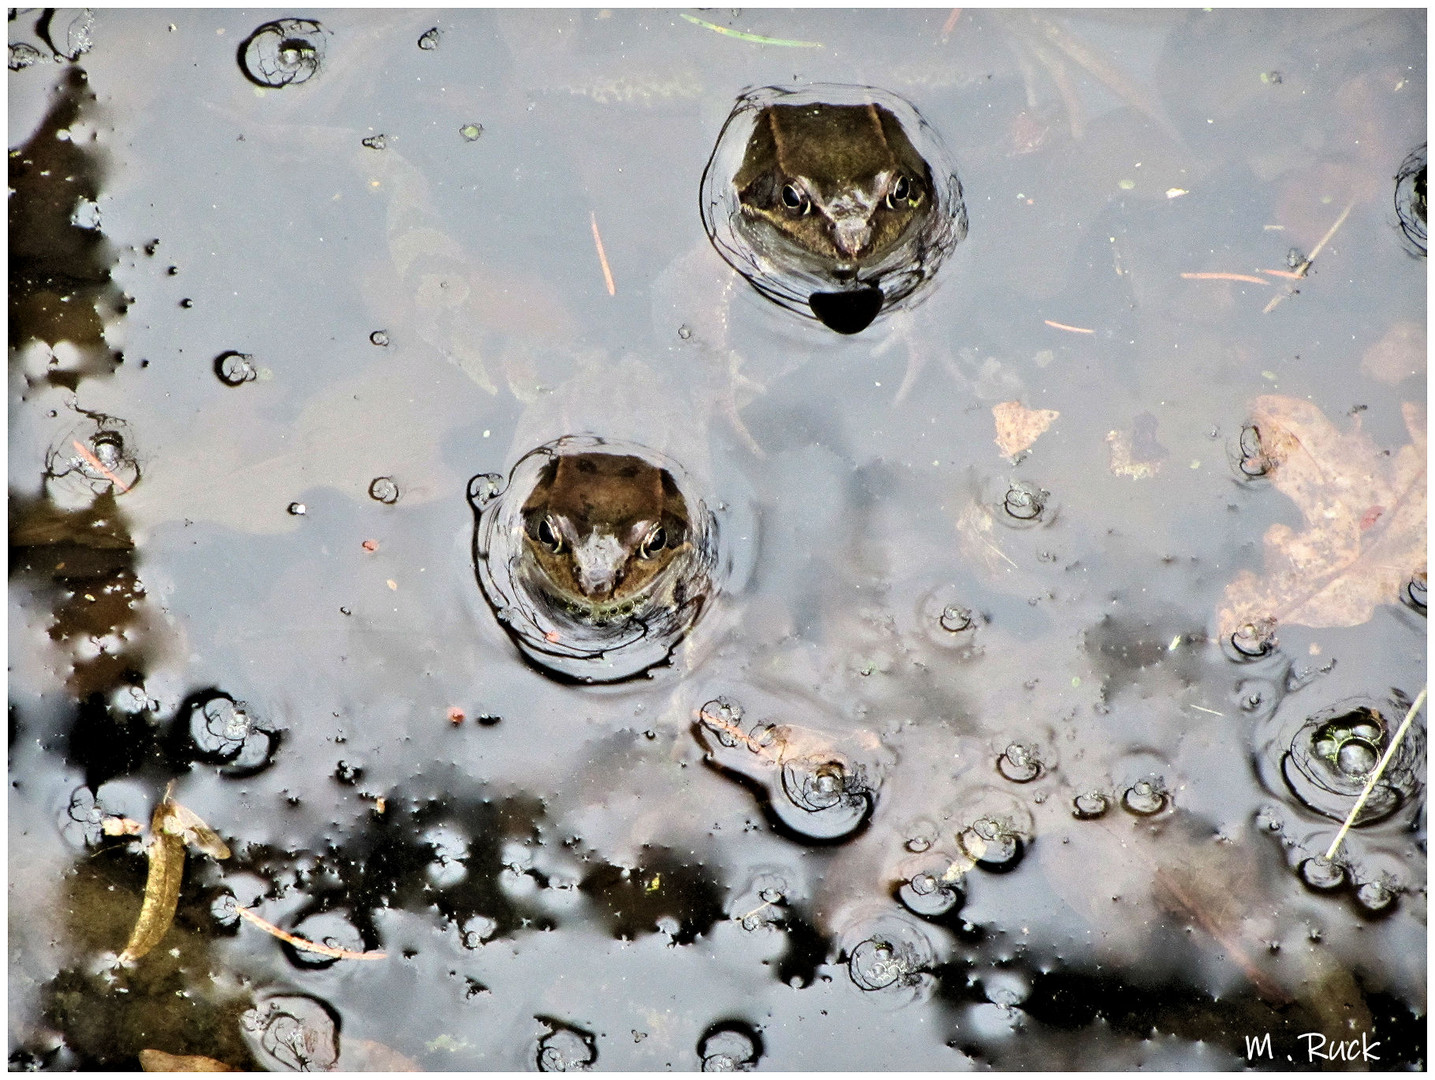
[
  {"left": 517, "top": 449, "right": 694, "bottom": 624},
  {"left": 732, "top": 101, "right": 934, "bottom": 269},
  {"left": 701, "top": 84, "right": 967, "bottom": 335}
]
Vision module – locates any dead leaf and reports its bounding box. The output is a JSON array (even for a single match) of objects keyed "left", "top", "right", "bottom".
[
  {"left": 1360, "top": 321, "right": 1424, "bottom": 385},
  {"left": 119, "top": 817, "right": 185, "bottom": 963},
  {"left": 139, "top": 1049, "right": 238, "bottom": 1072},
  {"left": 1106, "top": 412, "right": 1169, "bottom": 479},
  {"left": 120, "top": 799, "right": 230, "bottom": 962},
  {"left": 993, "top": 400, "right": 1059, "bottom": 457},
  {"left": 1219, "top": 396, "right": 1426, "bottom": 638}
]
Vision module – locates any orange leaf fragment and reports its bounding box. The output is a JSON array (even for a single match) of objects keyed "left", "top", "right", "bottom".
[{"left": 992, "top": 401, "right": 1060, "bottom": 457}]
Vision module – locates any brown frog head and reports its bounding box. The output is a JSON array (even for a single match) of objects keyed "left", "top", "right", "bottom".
[{"left": 520, "top": 451, "right": 691, "bottom": 618}]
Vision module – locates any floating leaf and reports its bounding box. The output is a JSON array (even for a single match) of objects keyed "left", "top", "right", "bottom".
[
  {"left": 1106, "top": 413, "right": 1168, "bottom": 479},
  {"left": 139, "top": 1049, "right": 238, "bottom": 1072},
  {"left": 992, "top": 400, "right": 1059, "bottom": 457},
  {"left": 120, "top": 798, "right": 230, "bottom": 962},
  {"left": 1220, "top": 397, "right": 1426, "bottom": 637}
]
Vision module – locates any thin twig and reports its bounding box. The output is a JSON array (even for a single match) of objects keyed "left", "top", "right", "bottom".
[
  {"left": 1043, "top": 319, "right": 1094, "bottom": 334},
  {"left": 235, "top": 905, "right": 387, "bottom": 960},
  {"left": 1263, "top": 199, "right": 1355, "bottom": 313},
  {"left": 1181, "top": 272, "right": 1270, "bottom": 285},
  {"left": 72, "top": 439, "right": 132, "bottom": 493},
  {"left": 590, "top": 212, "right": 616, "bottom": 296},
  {"left": 1324, "top": 687, "right": 1425, "bottom": 861}
]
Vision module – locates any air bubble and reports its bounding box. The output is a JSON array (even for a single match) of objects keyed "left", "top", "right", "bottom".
[
  {"left": 361, "top": 134, "right": 386, "bottom": 151},
  {"left": 417, "top": 27, "right": 441, "bottom": 50},
  {"left": 240, "top": 992, "right": 339, "bottom": 1071},
  {"left": 778, "top": 756, "right": 873, "bottom": 841},
  {"left": 939, "top": 604, "right": 974, "bottom": 633},
  {"left": 1121, "top": 778, "right": 1168, "bottom": 816},
  {"left": 9, "top": 42, "right": 47, "bottom": 70},
  {"left": 1002, "top": 480, "right": 1048, "bottom": 522},
  {"left": 368, "top": 476, "right": 400, "bottom": 505},
  {"left": 238, "top": 19, "right": 328, "bottom": 88},
  {"left": 369, "top": 329, "right": 390, "bottom": 347},
  {"left": 677, "top": 325, "right": 693, "bottom": 340},
  {"left": 1071, "top": 791, "right": 1109, "bottom": 820},
  {"left": 904, "top": 819, "right": 938, "bottom": 853},
  {"left": 698, "top": 1022, "right": 761, "bottom": 1072},
  {"left": 997, "top": 743, "right": 1041, "bottom": 783},
  {"left": 1227, "top": 619, "right": 1276, "bottom": 660},
  {"left": 209, "top": 889, "right": 240, "bottom": 930},
  {"left": 1235, "top": 423, "right": 1272, "bottom": 478},
  {"left": 699, "top": 699, "right": 744, "bottom": 747},
  {"left": 213, "top": 350, "right": 257, "bottom": 386},
  {"left": 1354, "top": 879, "right": 1396, "bottom": 915},
  {"left": 1297, "top": 856, "right": 1347, "bottom": 893},
  {"left": 537, "top": 1020, "right": 597, "bottom": 1072},
  {"left": 958, "top": 816, "right": 1024, "bottom": 870},
  {"left": 1404, "top": 572, "right": 1426, "bottom": 613},
  {"left": 460, "top": 123, "right": 484, "bottom": 142},
  {"left": 896, "top": 856, "right": 964, "bottom": 920},
  {"left": 287, "top": 502, "right": 306, "bottom": 516}
]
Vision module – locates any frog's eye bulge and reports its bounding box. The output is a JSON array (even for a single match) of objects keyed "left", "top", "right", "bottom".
[
  {"left": 780, "top": 183, "right": 809, "bottom": 213},
  {"left": 638, "top": 524, "right": 667, "bottom": 560},
  {"left": 536, "top": 515, "right": 563, "bottom": 553}
]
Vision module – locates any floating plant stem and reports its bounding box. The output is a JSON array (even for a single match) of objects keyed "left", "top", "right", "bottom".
[
  {"left": 679, "top": 13, "right": 822, "bottom": 47},
  {"left": 1324, "top": 686, "right": 1425, "bottom": 861}
]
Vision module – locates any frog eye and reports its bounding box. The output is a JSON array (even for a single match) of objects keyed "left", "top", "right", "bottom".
[
  {"left": 886, "top": 175, "right": 914, "bottom": 209},
  {"left": 780, "top": 183, "right": 809, "bottom": 214},
  {"left": 536, "top": 515, "right": 564, "bottom": 554},
  {"left": 638, "top": 525, "right": 667, "bottom": 560}
]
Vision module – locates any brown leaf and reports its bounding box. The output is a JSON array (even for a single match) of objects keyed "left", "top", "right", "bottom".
[
  {"left": 992, "top": 400, "right": 1059, "bottom": 457},
  {"left": 139, "top": 1049, "right": 238, "bottom": 1072},
  {"left": 1360, "top": 321, "right": 1424, "bottom": 385},
  {"left": 119, "top": 819, "right": 185, "bottom": 963},
  {"left": 120, "top": 799, "right": 231, "bottom": 962},
  {"left": 1220, "top": 396, "right": 1426, "bottom": 637}
]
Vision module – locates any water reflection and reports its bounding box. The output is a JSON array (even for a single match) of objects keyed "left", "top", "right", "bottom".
[{"left": 701, "top": 84, "right": 966, "bottom": 333}]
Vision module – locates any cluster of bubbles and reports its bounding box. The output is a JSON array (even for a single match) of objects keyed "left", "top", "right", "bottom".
[
  {"left": 367, "top": 476, "right": 399, "bottom": 504},
  {"left": 213, "top": 350, "right": 256, "bottom": 386},
  {"left": 238, "top": 19, "right": 327, "bottom": 88},
  {"left": 1276, "top": 698, "right": 1421, "bottom": 826},
  {"left": 695, "top": 697, "right": 876, "bottom": 843},
  {"left": 240, "top": 992, "right": 339, "bottom": 1071},
  {"left": 44, "top": 416, "right": 140, "bottom": 504},
  {"left": 1256, "top": 806, "right": 1403, "bottom": 919},
  {"left": 1001, "top": 480, "right": 1050, "bottom": 524},
  {"left": 536, "top": 1019, "right": 597, "bottom": 1072},
  {"left": 183, "top": 691, "right": 278, "bottom": 776},
  {"left": 698, "top": 1022, "right": 762, "bottom": 1072}
]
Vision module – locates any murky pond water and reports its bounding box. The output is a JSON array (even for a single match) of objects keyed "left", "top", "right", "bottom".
[{"left": 9, "top": 9, "right": 1426, "bottom": 1071}]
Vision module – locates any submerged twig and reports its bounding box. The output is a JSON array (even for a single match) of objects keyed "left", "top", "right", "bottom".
[
  {"left": 589, "top": 212, "right": 616, "bottom": 297},
  {"left": 1044, "top": 319, "right": 1094, "bottom": 334},
  {"left": 1181, "top": 272, "right": 1270, "bottom": 285},
  {"left": 72, "top": 438, "right": 132, "bottom": 493},
  {"left": 1324, "top": 686, "right": 1425, "bottom": 861},
  {"left": 679, "top": 13, "right": 821, "bottom": 48},
  {"left": 1263, "top": 199, "right": 1354, "bottom": 314},
  {"left": 234, "top": 905, "right": 388, "bottom": 961}
]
